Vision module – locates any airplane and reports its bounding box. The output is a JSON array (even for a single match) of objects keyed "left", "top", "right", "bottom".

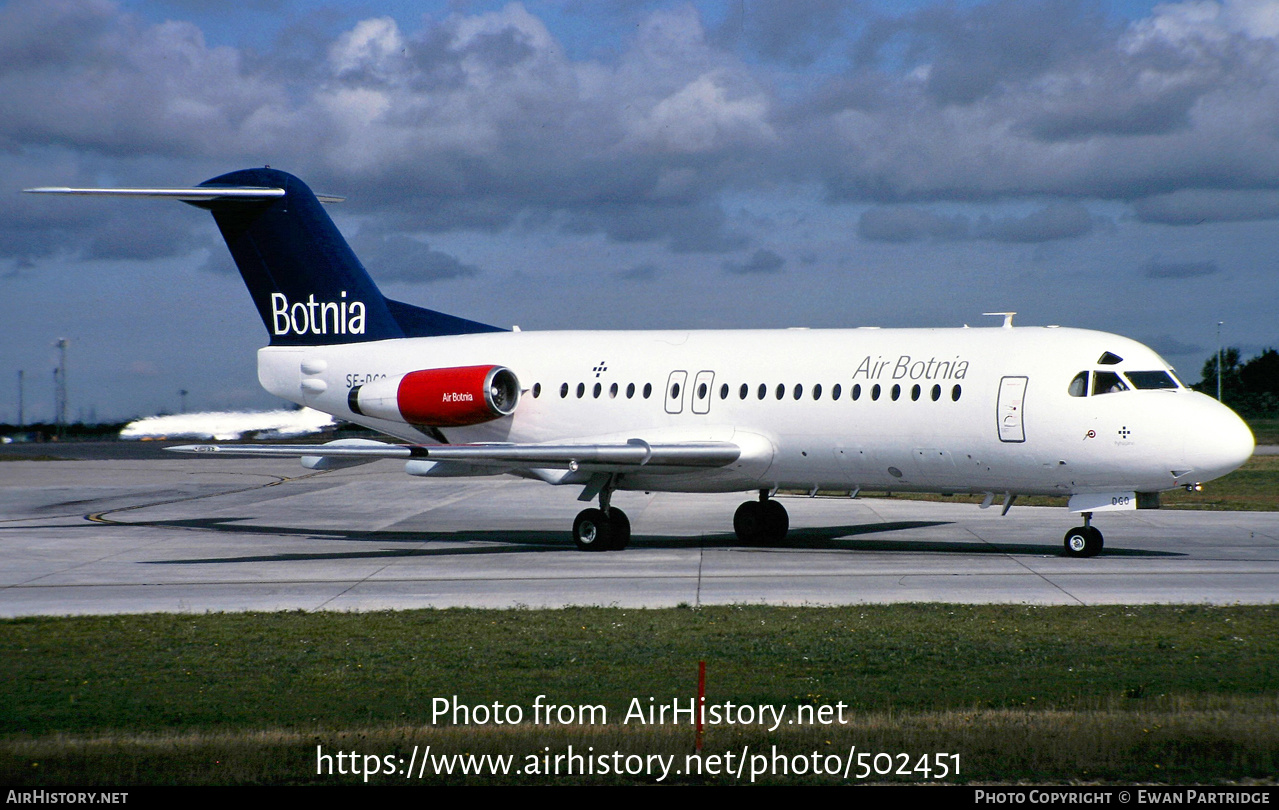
[{"left": 27, "top": 168, "right": 1256, "bottom": 557}]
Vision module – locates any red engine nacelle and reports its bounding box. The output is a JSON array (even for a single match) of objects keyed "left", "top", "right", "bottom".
[{"left": 348, "top": 365, "right": 520, "bottom": 427}]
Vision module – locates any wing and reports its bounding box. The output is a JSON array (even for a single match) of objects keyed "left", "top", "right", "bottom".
[{"left": 167, "top": 437, "right": 741, "bottom": 470}]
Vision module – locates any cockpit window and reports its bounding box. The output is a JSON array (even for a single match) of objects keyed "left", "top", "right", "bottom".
[
  {"left": 1092, "top": 371, "right": 1129, "bottom": 395},
  {"left": 1068, "top": 371, "right": 1088, "bottom": 397},
  {"left": 1124, "top": 370, "right": 1178, "bottom": 390},
  {"left": 1098, "top": 352, "right": 1123, "bottom": 365}
]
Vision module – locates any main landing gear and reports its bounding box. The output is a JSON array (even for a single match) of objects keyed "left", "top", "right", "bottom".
[
  {"left": 572, "top": 477, "right": 630, "bottom": 551},
  {"left": 1063, "top": 511, "right": 1104, "bottom": 558},
  {"left": 734, "top": 489, "right": 789, "bottom": 545}
]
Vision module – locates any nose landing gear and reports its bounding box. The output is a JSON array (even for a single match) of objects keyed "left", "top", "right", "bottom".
[{"left": 1063, "top": 511, "right": 1103, "bottom": 557}]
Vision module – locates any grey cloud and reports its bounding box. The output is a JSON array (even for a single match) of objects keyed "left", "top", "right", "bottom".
[
  {"left": 1140, "top": 258, "right": 1219, "bottom": 279},
  {"left": 859, "top": 0, "right": 1112, "bottom": 106},
  {"left": 1133, "top": 190, "right": 1279, "bottom": 225},
  {"left": 617, "top": 263, "right": 660, "bottom": 281},
  {"left": 858, "top": 207, "right": 967, "bottom": 243},
  {"left": 723, "top": 248, "right": 786, "bottom": 275},
  {"left": 12, "top": 0, "right": 1279, "bottom": 263},
  {"left": 349, "top": 231, "right": 480, "bottom": 284},
  {"left": 808, "top": 0, "right": 1279, "bottom": 204},
  {"left": 859, "top": 204, "right": 1094, "bottom": 244},
  {"left": 972, "top": 204, "right": 1094, "bottom": 242},
  {"left": 1144, "top": 335, "right": 1205, "bottom": 358},
  {"left": 715, "top": 0, "right": 853, "bottom": 67}
]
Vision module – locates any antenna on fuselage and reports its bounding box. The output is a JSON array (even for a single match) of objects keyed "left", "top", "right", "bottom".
[{"left": 983, "top": 311, "right": 1016, "bottom": 328}]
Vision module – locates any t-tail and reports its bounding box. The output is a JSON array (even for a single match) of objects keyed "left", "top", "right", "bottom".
[{"left": 26, "top": 168, "right": 504, "bottom": 345}]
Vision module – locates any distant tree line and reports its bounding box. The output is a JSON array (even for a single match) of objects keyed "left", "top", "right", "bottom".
[{"left": 1194, "top": 347, "right": 1279, "bottom": 417}]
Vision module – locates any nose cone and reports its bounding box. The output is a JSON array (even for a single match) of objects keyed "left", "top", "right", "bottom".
[{"left": 1183, "top": 396, "right": 1255, "bottom": 483}]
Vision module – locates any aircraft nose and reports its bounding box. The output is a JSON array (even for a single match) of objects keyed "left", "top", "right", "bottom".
[{"left": 1184, "top": 399, "right": 1254, "bottom": 483}]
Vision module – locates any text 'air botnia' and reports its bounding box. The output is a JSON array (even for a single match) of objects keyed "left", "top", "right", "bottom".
[{"left": 432, "top": 696, "right": 852, "bottom": 731}]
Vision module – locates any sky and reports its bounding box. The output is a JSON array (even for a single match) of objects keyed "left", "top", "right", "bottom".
[{"left": 2, "top": 0, "right": 1278, "bottom": 421}]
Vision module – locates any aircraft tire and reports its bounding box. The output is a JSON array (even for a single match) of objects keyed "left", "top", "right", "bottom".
[
  {"left": 733, "top": 500, "right": 766, "bottom": 544},
  {"left": 573, "top": 508, "right": 614, "bottom": 551},
  {"left": 762, "top": 499, "right": 789, "bottom": 543},
  {"left": 1063, "top": 526, "right": 1103, "bottom": 558},
  {"left": 608, "top": 508, "right": 631, "bottom": 551}
]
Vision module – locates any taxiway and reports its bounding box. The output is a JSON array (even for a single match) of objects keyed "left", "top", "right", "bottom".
[{"left": 1, "top": 452, "right": 1276, "bottom": 616}]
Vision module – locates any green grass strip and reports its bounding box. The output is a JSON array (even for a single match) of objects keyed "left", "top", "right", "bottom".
[{"left": 2, "top": 605, "right": 1277, "bottom": 784}]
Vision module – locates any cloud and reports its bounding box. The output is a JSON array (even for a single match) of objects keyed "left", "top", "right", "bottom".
[
  {"left": 11, "top": 0, "right": 1279, "bottom": 261},
  {"left": 1140, "top": 258, "right": 1220, "bottom": 279},
  {"left": 857, "top": 207, "right": 968, "bottom": 243},
  {"left": 617, "top": 262, "right": 660, "bottom": 281},
  {"left": 858, "top": 204, "right": 1095, "bottom": 243},
  {"left": 1144, "top": 334, "right": 1206, "bottom": 358},
  {"left": 349, "top": 228, "right": 480, "bottom": 284},
  {"left": 723, "top": 248, "right": 786, "bottom": 275},
  {"left": 1133, "top": 189, "right": 1279, "bottom": 225}
]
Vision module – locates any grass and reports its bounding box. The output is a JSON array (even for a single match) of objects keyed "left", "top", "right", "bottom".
[
  {"left": 2, "top": 605, "right": 1277, "bottom": 784},
  {"left": 1249, "top": 418, "right": 1279, "bottom": 446}
]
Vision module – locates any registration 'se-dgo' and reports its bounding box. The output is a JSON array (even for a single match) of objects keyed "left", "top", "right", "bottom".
[{"left": 27, "top": 169, "right": 1255, "bottom": 556}]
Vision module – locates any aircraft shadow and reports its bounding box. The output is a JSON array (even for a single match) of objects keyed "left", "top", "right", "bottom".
[{"left": 132, "top": 516, "right": 1183, "bottom": 563}]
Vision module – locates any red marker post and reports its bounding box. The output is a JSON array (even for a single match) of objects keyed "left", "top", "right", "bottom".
[{"left": 695, "top": 660, "right": 706, "bottom": 751}]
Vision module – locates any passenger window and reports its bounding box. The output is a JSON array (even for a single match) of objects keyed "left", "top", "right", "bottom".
[
  {"left": 776, "top": 384, "right": 785, "bottom": 400},
  {"left": 813, "top": 383, "right": 823, "bottom": 400},
  {"left": 951, "top": 384, "right": 962, "bottom": 401},
  {"left": 739, "top": 383, "right": 748, "bottom": 399},
  {"left": 720, "top": 383, "right": 729, "bottom": 399},
  {"left": 931, "top": 384, "right": 940, "bottom": 401},
  {"left": 832, "top": 383, "right": 842, "bottom": 400},
  {"left": 697, "top": 383, "right": 707, "bottom": 399},
  {"left": 1068, "top": 372, "right": 1088, "bottom": 398},
  {"left": 626, "top": 383, "right": 635, "bottom": 399},
  {"left": 609, "top": 382, "right": 618, "bottom": 398},
  {"left": 593, "top": 383, "right": 602, "bottom": 398},
  {"left": 757, "top": 384, "right": 766, "bottom": 400},
  {"left": 871, "top": 384, "right": 881, "bottom": 401},
  {"left": 576, "top": 383, "right": 585, "bottom": 398},
  {"left": 1092, "top": 371, "right": 1128, "bottom": 395},
  {"left": 533, "top": 383, "right": 541, "bottom": 398},
  {"left": 852, "top": 384, "right": 861, "bottom": 401},
  {"left": 560, "top": 383, "right": 569, "bottom": 398},
  {"left": 793, "top": 384, "right": 803, "bottom": 400},
  {"left": 891, "top": 384, "right": 901, "bottom": 401},
  {"left": 643, "top": 383, "right": 652, "bottom": 399},
  {"left": 911, "top": 384, "right": 921, "bottom": 401}
]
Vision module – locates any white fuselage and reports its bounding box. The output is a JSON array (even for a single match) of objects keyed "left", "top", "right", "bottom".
[{"left": 259, "top": 325, "right": 1255, "bottom": 498}]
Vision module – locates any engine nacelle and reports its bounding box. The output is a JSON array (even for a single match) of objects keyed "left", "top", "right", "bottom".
[{"left": 348, "top": 365, "right": 520, "bottom": 427}]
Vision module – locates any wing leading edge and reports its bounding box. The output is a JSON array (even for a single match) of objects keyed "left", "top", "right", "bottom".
[{"left": 167, "top": 439, "right": 741, "bottom": 470}]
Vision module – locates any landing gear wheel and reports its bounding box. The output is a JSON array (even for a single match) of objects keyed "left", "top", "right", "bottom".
[
  {"left": 608, "top": 508, "right": 631, "bottom": 551},
  {"left": 762, "top": 499, "right": 789, "bottom": 543},
  {"left": 734, "top": 500, "right": 766, "bottom": 544},
  {"left": 734, "top": 499, "right": 789, "bottom": 545},
  {"left": 573, "top": 508, "right": 613, "bottom": 552},
  {"left": 1063, "top": 526, "right": 1103, "bottom": 558}
]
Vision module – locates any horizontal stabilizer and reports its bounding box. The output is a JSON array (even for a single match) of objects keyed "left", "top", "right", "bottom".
[{"left": 23, "top": 186, "right": 344, "bottom": 204}]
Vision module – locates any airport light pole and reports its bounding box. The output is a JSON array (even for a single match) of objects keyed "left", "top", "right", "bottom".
[
  {"left": 53, "top": 338, "right": 68, "bottom": 436},
  {"left": 17, "top": 370, "right": 23, "bottom": 428},
  {"left": 1216, "top": 321, "right": 1223, "bottom": 402}
]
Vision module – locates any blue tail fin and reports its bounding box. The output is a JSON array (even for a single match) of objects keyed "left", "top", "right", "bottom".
[{"left": 193, "top": 168, "right": 503, "bottom": 345}]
